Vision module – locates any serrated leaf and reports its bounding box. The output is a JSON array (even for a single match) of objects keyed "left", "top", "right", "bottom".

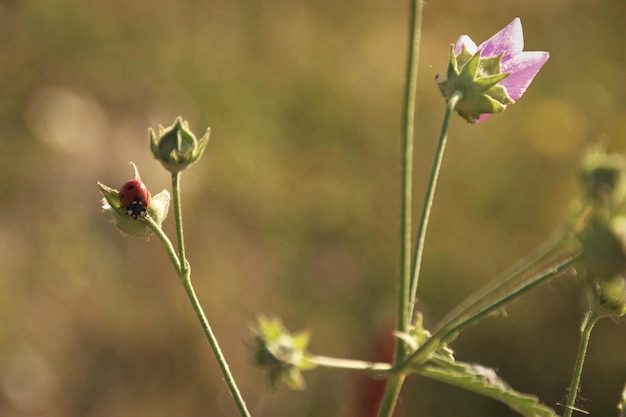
[{"left": 415, "top": 357, "right": 558, "bottom": 417}]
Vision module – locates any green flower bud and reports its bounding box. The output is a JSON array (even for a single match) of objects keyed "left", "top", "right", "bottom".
[
  {"left": 250, "top": 316, "right": 316, "bottom": 390},
  {"left": 98, "top": 164, "right": 170, "bottom": 238},
  {"left": 578, "top": 146, "right": 626, "bottom": 205},
  {"left": 590, "top": 275, "right": 626, "bottom": 318},
  {"left": 150, "top": 117, "right": 210, "bottom": 173},
  {"left": 580, "top": 216, "right": 626, "bottom": 317},
  {"left": 580, "top": 216, "right": 626, "bottom": 281}
]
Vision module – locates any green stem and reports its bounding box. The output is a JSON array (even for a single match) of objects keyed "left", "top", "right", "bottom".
[
  {"left": 377, "top": 375, "right": 407, "bottom": 417},
  {"left": 145, "top": 216, "right": 182, "bottom": 275},
  {"left": 398, "top": 0, "right": 424, "bottom": 335},
  {"left": 378, "top": 1, "right": 423, "bottom": 416},
  {"left": 169, "top": 172, "right": 252, "bottom": 417},
  {"left": 172, "top": 172, "right": 188, "bottom": 274},
  {"left": 309, "top": 354, "right": 391, "bottom": 375},
  {"left": 181, "top": 272, "right": 252, "bottom": 417},
  {"left": 407, "top": 90, "right": 462, "bottom": 321},
  {"left": 563, "top": 311, "right": 599, "bottom": 417}
]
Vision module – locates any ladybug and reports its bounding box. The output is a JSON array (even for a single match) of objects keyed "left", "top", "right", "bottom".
[{"left": 119, "top": 179, "right": 151, "bottom": 219}]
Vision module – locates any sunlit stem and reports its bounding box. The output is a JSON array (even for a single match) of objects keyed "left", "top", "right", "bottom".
[
  {"left": 172, "top": 172, "right": 188, "bottom": 274},
  {"left": 180, "top": 269, "right": 252, "bottom": 417},
  {"left": 167, "top": 172, "right": 252, "bottom": 417},
  {"left": 408, "top": 90, "right": 463, "bottom": 322},
  {"left": 379, "top": 1, "right": 424, "bottom": 416},
  {"left": 309, "top": 355, "right": 391, "bottom": 376},
  {"left": 563, "top": 311, "right": 599, "bottom": 417},
  {"left": 144, "top": 216, "right": 182, "bottom": 275}
]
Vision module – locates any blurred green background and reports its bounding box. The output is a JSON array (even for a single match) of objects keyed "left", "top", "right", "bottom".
[{"left": 1, "top": 0, "right": 625, "bottom": 416}]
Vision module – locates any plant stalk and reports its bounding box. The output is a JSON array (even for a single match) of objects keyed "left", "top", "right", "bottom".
[
  {"left": 378, "top": 1, "right": 424, "bottom": 416},
  {"left": 563, "top": 311, "right": 599, "bottom": 417},
  {"left": 408, "top": 90, "right": 462, "bottom": 321},
  {"left": 169, "top": 172, "right": 252, "bottom": 417}
]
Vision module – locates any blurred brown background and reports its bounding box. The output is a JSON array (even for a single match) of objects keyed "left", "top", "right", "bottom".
[{"left": 0, "top": 0, "right": 625, "bottom": 416}]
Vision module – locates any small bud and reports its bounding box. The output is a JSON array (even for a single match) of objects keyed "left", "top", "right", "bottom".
[
  {"left": 150, "top": 117, "right": 210, "bottom": 173},
  {"left": 98, "top": 164, "right": 170, "bottom": 238},
  {"left": 580, "top": 216, "right": 626, "bottom": 281},
  {"left": 250, "top": 316, "right": 316, "bottom": 390},
  {"left": 580, "top": 216, "right": 626, "bottom": 317},
  {"left": 578, "top": 146, "right": 626, "bottom": 205},
  {"left": 590, "top": 275, "right": 626, "bottom": 318}
]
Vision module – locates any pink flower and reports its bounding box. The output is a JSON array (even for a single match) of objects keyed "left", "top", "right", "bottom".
[{"left": 438, "top": 18, "right": 550, "bottom": 124}]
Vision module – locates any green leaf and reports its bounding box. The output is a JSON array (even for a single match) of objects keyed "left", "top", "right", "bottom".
[{"left": 415, "top": 357, "right": 558, "bottom": 417}]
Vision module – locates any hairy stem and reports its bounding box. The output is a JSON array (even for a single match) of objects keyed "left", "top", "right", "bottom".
[
  {"left": 172, "top": 173, "right": 188, "bottom": 274},
  {"left": 145, "top": 216, "right": 182, "bottom": 275},
  {"left": 378, "top": 1, "right": 424, "bottom": 416},
  {"left": 408, "top": 90, "right": 463, "bottom": 321},
  {"left": 310, "top": 354, "right": 391, "bottom": 375},
  {"left": 181, "top": 271, "right": 252, "bottom": 417},
  {"left": 398, "top": 0, "right": 425, "bottom": 335},
  {"left": 170, "top": 172, "right": 252, "bottom": 417},
  {"left": 563, "top": 311, "right": 599, "bottom": 417}
]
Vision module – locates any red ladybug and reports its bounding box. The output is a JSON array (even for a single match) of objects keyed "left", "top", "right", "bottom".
[{"left": 119, "top": 179, "right": 150, "bottom": 219}]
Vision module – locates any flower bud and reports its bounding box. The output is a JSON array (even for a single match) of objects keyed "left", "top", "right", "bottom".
[
  {"left": 590, "top": 275, "right": 626, "bottom": 318},
  {"left": 98, "top": 164, "right": 170, "bottom": 238},
  {"left": 580, "top": 216, "right": 626, "bottom": 281},
  {"left": 250, "top": 316, "right": 316, "bottom": 390},
  {"left": 578, "top": 146, "right": 626, "bottom": 205},
  {"left": 580, "top": 216, "right": 626, "bottom": 317},
  {"left": 150, "top": 117, "right": 210, "bottom": 173}
]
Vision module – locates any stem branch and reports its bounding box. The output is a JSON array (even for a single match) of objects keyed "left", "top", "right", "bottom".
[{"left": 310, "top": 354, "right": 391, "bottom": 375}]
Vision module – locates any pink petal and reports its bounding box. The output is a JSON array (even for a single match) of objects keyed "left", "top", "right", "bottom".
[
  {"left": 476, "top": 114, "right": 491, "bottom": 123},
  {"left": 500, "top": 51, "right": 550, "bottom": 101},
  {"left": 455, "top": 35, "right": 478, "bottom": 55},
  {"left": 478, "top": 18, "right": 523, "bottom": 61}
]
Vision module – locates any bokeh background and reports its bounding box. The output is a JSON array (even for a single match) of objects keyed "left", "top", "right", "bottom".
[{"left": 1, "top": 0, "right": 625, "bottom": 416}]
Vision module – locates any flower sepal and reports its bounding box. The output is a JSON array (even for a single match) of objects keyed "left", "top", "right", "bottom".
[{"left": 437, "top": 44, "right": 513, "bottom": 124}]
